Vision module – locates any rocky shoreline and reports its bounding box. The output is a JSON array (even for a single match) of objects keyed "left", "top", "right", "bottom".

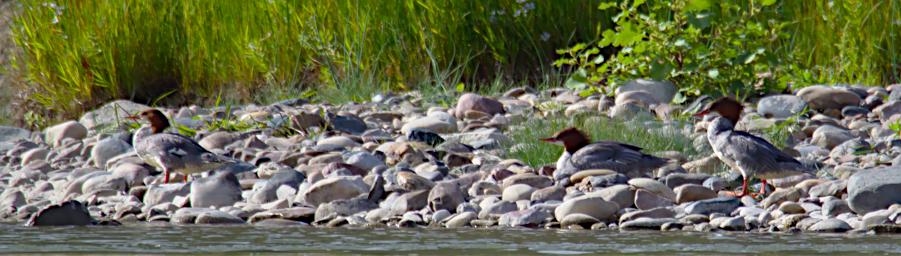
[{"left": 1, "top": 80, "right": 900, "bottom": 234}]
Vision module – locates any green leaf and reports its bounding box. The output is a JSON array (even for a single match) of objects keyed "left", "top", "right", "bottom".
[
  {"left": 599, "top": 29, "right": 616, "bottom": 47},
  {"left": 578, "top": 88, "right": 595, "bottom": 97},
  {"left": 565, "top": 68, "right": 590, "bottom": 90},
  {"left": 598, "top": 1, "right": 618, "bottom": 10},
  {"left": 632, "top": 0, "right": 647, "bottom": 9},
  {"left": 455, "top": 83, "right": 465, "bottom": 92},
  {"left": 686, "top": 0, "right": 712, "bottom": 11},
  {"left": 761, "top": 0, "right": 777, "bottom": 6},
  {"left": 613, "top": 22, "right": 643, "bottom": 46},
  {"left": 650, "top": 61, "right": 674, "bottom": 80},
  {"left": 687, "top": 12, "right": 711, "bottom": 29}
]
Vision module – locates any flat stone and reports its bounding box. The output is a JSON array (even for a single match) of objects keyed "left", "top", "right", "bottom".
[
  {"left": 455, "top": 93, "right": 505, "bottom": 119},
  {"left": 615, "top": 79, "right": 677, "bottom": 104},
  {"left": 847, "top": 167, "right": 901, "bottom": 214},
  {"left": 143, "top": 183, "right": 191, "bottom": 206},
  {"left": 628, "top": 178, "right": 676, "bottom": 201},
  {"left": 684, "top": 197, "right": 740, "bottom": 215},
  {"left": 498, "top": 208, "right": 551, "bottom": 227},
  {"left": 428, "top": 182, "right": 466, "bottom": 212},
  {"left": 619, "top": 217, "right": 677, "bottom": 231},
  {"left": 554, "top": 195, "right": 619, "bottom": 222},
  {"left": 92, "top": 138, "right": 132, "bottom": 168},
  {"left": 718, "top": 216, "right": 748, "bottom": 231},
  {"left": 314, "top": 198, "right": 377, "bottom": 222},
  {"left": 797, "top": 85, "right": 862, "bottom": 111},
  {"left": 301, "top": 176, "right": 368, "bottom": 206},
  {"left": 502, "top": 184, "right": 535, "bottom": 202},
  {"left": 634, "top": 189, "right": 673, "bottom": 210},
  {"left": 26, "top": 200, "right": 94, "bottom": 226},
  {"left": 808, "top": 218, "right": 852, "bottom": 233},
  {"left": 757, "top": 95, "right": 807, "bottom": 118},
  {"left": 619, "top": 207, "right": 675, "bottom": 224},
  {"left": 762, "top": 187, "right": 804, "bottom": 208},
  {"left": 445, "top": 212, "right": 477, "bottom": 228},
  {"left": 822, "top": 198, "right": 852, "bottom": 217},
  {"left": 530, "top": 185, "right": 566, "bottom": 203},
  {"left": 560, "top": 213, "right": 600, "bottom": 227},
  {"left": 44, "top": 121, "right": 87, "bottom": 147},
  {"left": 674, "top": 184, "right": 717, "bottom": 204},
  {"left": 591, "top": 184, "right": 634, "bottom": 209},
  {"left": 811, "top": 125, "right": 853, "bottom": 149},
  {"left": 191, "top": 171, "right": 242, "bottom": 208}
]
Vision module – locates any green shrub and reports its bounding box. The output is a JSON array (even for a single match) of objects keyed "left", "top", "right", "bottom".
[{"left": 555, "top": 0, "right": 789, "bottom": 100}]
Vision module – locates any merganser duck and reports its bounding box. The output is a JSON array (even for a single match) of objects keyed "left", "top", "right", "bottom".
[
  {"left": 541, "top": 127, "right": 668, "bottom": 182},
  {"left": 694, "top": 97, "right": 810, "bottom": 197},
  {"left": 128, "top": 109, "right": 233, "bottom": 183}
]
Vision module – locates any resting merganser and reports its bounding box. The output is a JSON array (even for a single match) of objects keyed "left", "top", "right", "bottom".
[
  {"left": 694, "top": 97, "right": 810, "bottom": 197},
  {"left": 128, "top": 109, "right": 233, "bottom": 183},
  {"left": 541, "top": 127, "right": 668, "bottom": 182}
]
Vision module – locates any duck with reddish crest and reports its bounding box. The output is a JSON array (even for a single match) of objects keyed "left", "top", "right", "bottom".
[
  {"left": 541, "top": 127, "right": 668, "bottom": 184},
  {"left": 128, "top": 109, "right": 235, "bottom": 183},
  {"left": 694, "top": 97, "right": 812, "bottom": 197}
]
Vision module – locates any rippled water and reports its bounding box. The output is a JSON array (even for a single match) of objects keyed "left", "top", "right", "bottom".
[{"left": 1, "top": 224, "right": 899, "bottom": 255}]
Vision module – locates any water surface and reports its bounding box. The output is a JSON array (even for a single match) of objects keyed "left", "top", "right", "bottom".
[{"left": 1, "top": 224, "right": 898, "bottom": 255}]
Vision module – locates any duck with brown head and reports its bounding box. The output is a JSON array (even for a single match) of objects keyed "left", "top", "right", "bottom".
[
  {"left": 695, "top": 97, "right": 811, "bottom": 197},
  {"left": 541, "top": 127, "right": 668, "bottom": 184},
  {"left": 128, "top": 109, "right": 234, "bottom": 184}
]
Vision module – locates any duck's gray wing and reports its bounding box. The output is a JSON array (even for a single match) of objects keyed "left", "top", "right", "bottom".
[
  {"left": 721, "top": 131, "right": 807, "bottom": 176},
  {"left": 569, "top": 142, "right": 666, "bottom": 174}
]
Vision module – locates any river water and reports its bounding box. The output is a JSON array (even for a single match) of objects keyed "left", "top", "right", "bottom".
[{"left": 0, "top": 224, "right": 899, "bottom": 255}]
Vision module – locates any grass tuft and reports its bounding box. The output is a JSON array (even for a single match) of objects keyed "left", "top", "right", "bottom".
[{"left": 506, "top": 113, "right": 698, "bottom": 168}]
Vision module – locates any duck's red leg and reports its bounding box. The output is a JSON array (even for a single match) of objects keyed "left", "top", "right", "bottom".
[
  {"left": 184, "top": 175, "right": 189, "bottom": 183},
  {"left": 752, "top": 179, "right": 768, "bottom": 197},
  {"left": 737, "top": 177, "right": 749, "bottom": 197},
  {"left": 163, "top": 169, "right": 170, "bottom": 184}
]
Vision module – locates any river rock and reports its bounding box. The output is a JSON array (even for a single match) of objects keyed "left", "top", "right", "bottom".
[
  {"left": 554, "top": 196, "right": 619, "bottom": 222},
  {"left": 757, "top": 95, "right": 807, "bottom": 118},
  {"left": 478, "top": 200, "right": 517, "bottom": 219},
  {"left": 811, "top": 125, "right": 853, "bottom": 149},
  {"left": 386, "top": 190, "right": 430, "bottom": 216},
  {"left": 560, "top": 213, "right": 600, "bottom": 228},
  {"left": 45, "top": 121, "right": 87, "bottom": 147},
  {"left": 619, "top": 207, "right": 675, "bottom": 224},
  {"left": 171, "top": 207, "right": 218, "bottom": 224},
  {"left": 401, "top": 114, "right": 458, "bottom": 135},
  {"left": 301, "top": 176, "right": 369, "bottom": 206},
  {"left": 718, "top": 216, "right": 748, "bottom": 231},
  {"left": 616, "top": 79, "right": 677, "bottom": 104},
  {"left": 628, "top": 178, "right": 676, "bottom": 201},
  {"left": 79, "top": 100, "right": 150, "bottom": 131},
  {"left": 501, "top": 173, "right": 552, "bottom": 190},
  {"left": 195, "top": 210, "right": 245, "bottom": 224},
  {"left": 345, "top": 151, "right": 384, "bottom": 171},
  {"left": 445, "top": 211, "right": 477, "bottom": 228},
  {"left": 144, "top": 183, "right": 191, "bottom": 206},
  {"left": 674, "top": 184, "right": 717, "bottom": 204},
  {"left": 847, "top": 167, "right": 901, "bottom": 214},
  {"left": 455, "top": 93, "right": 505, "bottom": 119},
  {"left": 327, "top": 113, "right": 367, "bottom": 135},
  {"left": 809, "top": 180, "right": 846, "bottom": 198},
  {"left": 199, "top": 132, "right": 241, "bottom": 150},
  {"left": 684, "top": 197, "right": 740, "bottom": 215},
  {"left": 822, "top": 197, "right": 852, "bottom": 217},
  {"left": 502, "top": 184, "right": 535, "bottom": 202},
  {"left": 91, "top": 138, "right": 132, "bottom": 168},
  {"left": 110, "top": 163, "right": 151, "bottom": 187},
  {"left": 808, "top": 218, "right": 852, "bottom": 233},
  {"left": 592, "top": 184, "right": 635, "bottom": 209},
  {"left": 797, "top": 86, "right": 862, "bottom": 111},
  {"left": 26, "top": 200, "right": 94, "bottom": 226},
  {"left": 251, "top": 170, "right": 306, "bottom": 204},
  {"left": 20, "top": 148, "right": 48, "bottom": 166},
  {"left": 315, "top": 198, "right": 378, "bottom": 222},
  {"left": 619, "top": 217, "right": 677, "bottom": 231},
  {"left": 762, "top": 187, "right": 804, "bottom": 208},
  {"left": 498, "top": 208, "right": 551, "bottom": 227},
  {"left": 634, "top": 189, "right": 673, "bottom": 210},
  {"left": 428, "top": 182, "right": 466, "bottom": 212},
  {"left": 0, "top": 126, "right": 31, "bottom": 142},
  {"left": 530, "top": 185, "right": 565, "bottom": 203},
  {"left": 191, "top": 171, "right": 242, "bottom": 208},
  {"left": 615, "top": 91, "right": 660, "bottom": 108},
  {"left": 663, "top": 173, "right": 710, "bottom": 189}
]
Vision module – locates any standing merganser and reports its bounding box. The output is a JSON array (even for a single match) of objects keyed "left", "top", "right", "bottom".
[
  {"left": 128, "top": 109, "right": 233, "bottom": 183},
  {"left": 694, "top": 97, "right": 810, "bottom": 197},
  {"left": 541, "top": 127, "right": 668, "bottom": 182}
]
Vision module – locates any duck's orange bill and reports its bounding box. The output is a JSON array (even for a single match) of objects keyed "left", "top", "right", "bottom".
[
  {"left": 125, "top": 115, "right": 139, "bottom": 120},
  {"left": 540, "top": 137, "right": 557, "bottom": 142}
]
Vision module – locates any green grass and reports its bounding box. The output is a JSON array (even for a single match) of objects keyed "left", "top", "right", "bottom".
[
  {"left": 778, "top": 0, "right": 901, "bottom": 86},
  {"left": 8, "top": 0, "right": 606, "bottom": 124},
  {"left": 505, "top": 113, "right": 698, "bottom": 168}
]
